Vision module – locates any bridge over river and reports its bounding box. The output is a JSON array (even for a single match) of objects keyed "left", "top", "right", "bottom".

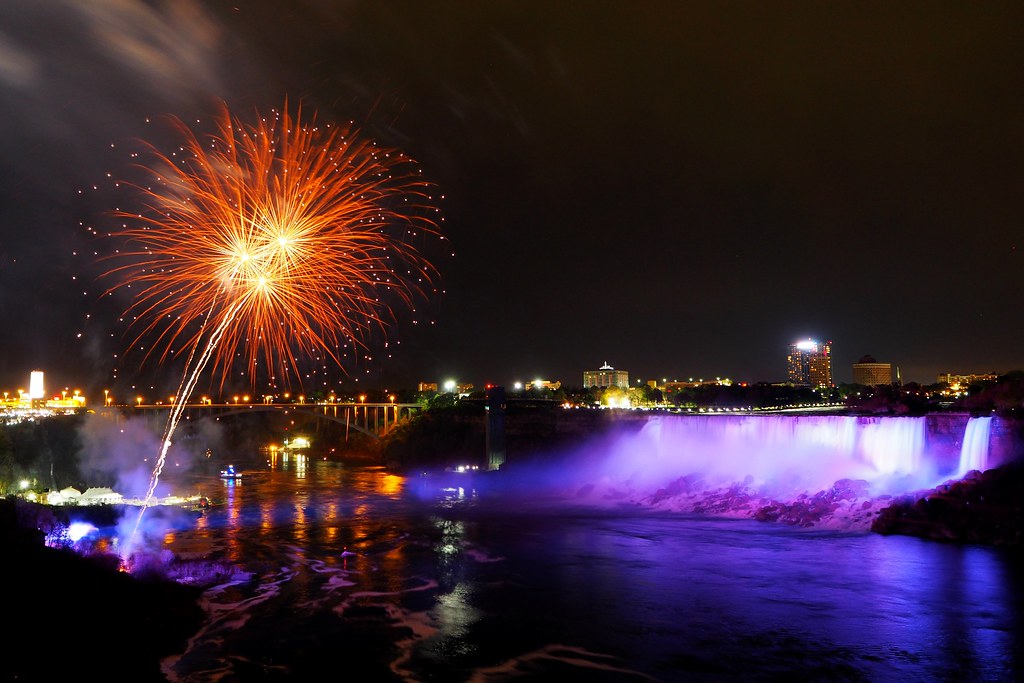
[{"left": 101, "top": 401, "right": 422, "bottom": 439}]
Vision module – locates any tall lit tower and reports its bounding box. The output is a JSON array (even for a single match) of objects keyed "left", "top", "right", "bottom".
[
  {"left": 809, "top": 341, "right": 833, "bottom": 388},
  {"left": 787, "top": 339, "right": 832, "bottom": 388},
  {"left": 787, "top": 339, "right": 815, "bottom": 385},
  {"left": 29, "top": 370, "right": 44, "bottom": 400}
]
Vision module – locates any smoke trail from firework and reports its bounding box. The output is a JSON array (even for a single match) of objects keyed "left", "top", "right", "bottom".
[
  {"left": 126, "top": 300, "right": 242, "bottom": 549},
  {"left": 101, "top": 100, "right": 443, "bottom": 555}
]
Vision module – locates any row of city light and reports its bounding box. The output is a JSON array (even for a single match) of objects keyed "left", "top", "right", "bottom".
[
  {"left": 124, "top": 392, "right": 399, "bottom": 406},
  {"left": 0, "top": 388, "right": 406, "bottom": 409}
]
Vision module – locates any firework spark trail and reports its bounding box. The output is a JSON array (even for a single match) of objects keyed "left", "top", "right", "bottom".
[
  {"left": 126, "top": 299, "right": 242, "bottom": 556},
  {"left": 102, "top": 100, "right": 444, "bottom": 557}
]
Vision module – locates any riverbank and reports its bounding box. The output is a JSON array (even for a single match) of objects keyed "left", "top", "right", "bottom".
[{"left": 1, "top": 497, "right": 209, "bottom": 681}]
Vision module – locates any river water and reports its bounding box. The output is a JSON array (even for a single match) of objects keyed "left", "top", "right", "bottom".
[{"left": 150, "top": 455, "right": 1022, "bottom": 682}]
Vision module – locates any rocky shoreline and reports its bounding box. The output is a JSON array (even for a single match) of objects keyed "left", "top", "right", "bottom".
[{"left": 870, "top": 461, "right": 1024, "bottom": 545}]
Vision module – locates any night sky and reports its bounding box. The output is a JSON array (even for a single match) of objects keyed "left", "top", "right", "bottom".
[{"left": 1, "top": 1, "right": 1022, "bottom": 400}]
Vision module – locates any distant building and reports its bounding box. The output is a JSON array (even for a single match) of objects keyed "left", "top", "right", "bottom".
[
  {"left": 937, "top": 373, "right": 998, "bottom": 388},
  {"left": 419, "top": 380, "right": 473, "bottom": 395},
  {"left": 662, "top": 378, "right": 732, "bottom": 391},
  {"left": 437, "top": 381, "right": 474, "bottom": 395},
  {"left": 583, "top": 362, "right": 629, "bottom": 390},
  {"left": 29, "top": 370, "right": 44, "bottom": 400},
  {"left": 809, "top": 353, "right": 833, "bottom": 388},
  {"left": 852, "top": 355, "right": 893, "bottom": 386},
  {"left": 787, "top": 339, "right": 833, "bottom": 388},
  {"left": 525, "top": 379, "right": 561, "bottom": 391}
]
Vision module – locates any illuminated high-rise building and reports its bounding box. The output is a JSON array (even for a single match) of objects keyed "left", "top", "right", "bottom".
[
  {"left": 29, "top": 370, "right": 44, "bottom": 400},
  {"left": 787, "top": 339, "right": 832, "bottom": 388}
]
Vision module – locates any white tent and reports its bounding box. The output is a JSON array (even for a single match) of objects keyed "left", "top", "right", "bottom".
[
  {"left": 51, "top": 487, "right": 83, "bottom": 505},
  {"left": 45, "top": 490, "right": 69, "bottom": 505},
  {"left": 79, "top": 487, "right": 123, "bottom": 505}
]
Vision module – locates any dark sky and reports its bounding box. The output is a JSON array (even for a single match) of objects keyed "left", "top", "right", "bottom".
[{"left": 0, "top": 1, "right": 1022, "bottom": 400}]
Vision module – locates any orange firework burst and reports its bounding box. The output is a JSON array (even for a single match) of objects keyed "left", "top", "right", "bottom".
[{"left": 101, "top": 100, "right": 443, "bottom": 390}]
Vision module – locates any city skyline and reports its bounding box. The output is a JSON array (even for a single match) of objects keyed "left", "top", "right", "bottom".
[
  {"left": 1, "top": 3, "right": 1022, "bottom": 395},
  {"left": 1, "top": 348, "right": 1014, "bottom": 406}
]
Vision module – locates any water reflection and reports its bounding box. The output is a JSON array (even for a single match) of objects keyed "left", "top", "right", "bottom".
[{"left": 158, "top": 460, "right": 1022, "bottom": 682}]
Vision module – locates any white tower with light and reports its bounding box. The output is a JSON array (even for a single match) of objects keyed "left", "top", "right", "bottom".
[{"left": 29, "top": 370, "right": 44, "bottom": 400}]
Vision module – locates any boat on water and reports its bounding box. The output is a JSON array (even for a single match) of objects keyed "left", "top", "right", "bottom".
[{"left": 219, "top": 465, "right": 242, "bottom": 480}]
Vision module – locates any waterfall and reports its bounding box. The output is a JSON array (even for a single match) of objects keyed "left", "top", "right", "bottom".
[
  {"left": 957, "top": 416, "right": 992, "bottom": 477},
  {"left": 856, "top": 417, "right": 925, "bottom": 476},
  {"left": 600, "top": 413, "right": 981, "bottom": 498}
]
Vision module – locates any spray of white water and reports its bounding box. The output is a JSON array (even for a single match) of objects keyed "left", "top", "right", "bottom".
[{"left": 957, "top": 416, "right": 992, "bottom": 477}]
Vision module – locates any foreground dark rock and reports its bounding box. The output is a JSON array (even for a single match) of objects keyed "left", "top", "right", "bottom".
[
  {"left": 1, "top": 497, "right": 206, "bottom": 682},
  {"left": 871, "top": 462, "right": 1024, "bottom": 545}
]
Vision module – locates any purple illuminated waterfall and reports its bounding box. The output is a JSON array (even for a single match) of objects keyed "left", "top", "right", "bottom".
[
  {"left": 593, "top": 414, "right": 995, "bottom": 502},
  {"left": 957, "top": 416, "right": 992, "bottom": 477},
  {"left": 606, "top": 415, "right": 903, "bottom": 497}
]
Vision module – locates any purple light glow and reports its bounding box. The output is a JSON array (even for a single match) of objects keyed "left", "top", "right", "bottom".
[
  {"left": 67, "top": 521, "right": 98, "bottom": 542},
  {"left": 487, "top": 414, "right": 997, "bottom": 529}
]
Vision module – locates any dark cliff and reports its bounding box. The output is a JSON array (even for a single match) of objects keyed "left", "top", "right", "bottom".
[{"left": 380, "top": 404, "right": 650, "bottom": 469}]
